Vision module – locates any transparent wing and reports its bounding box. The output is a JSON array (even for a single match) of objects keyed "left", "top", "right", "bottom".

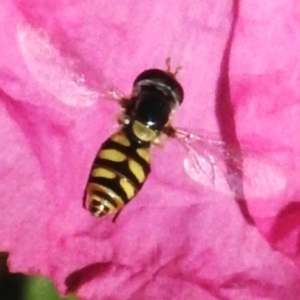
[
  {"left": 175, "top": 129, "right": 287, "bottom": 200},
  {"left": 16, "top": 22, "right": 108, "bottom": 107}
]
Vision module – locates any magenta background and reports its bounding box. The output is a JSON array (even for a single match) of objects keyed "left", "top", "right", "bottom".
[{"left": 1, "top": 0, "right": 300, "bottom": 299}]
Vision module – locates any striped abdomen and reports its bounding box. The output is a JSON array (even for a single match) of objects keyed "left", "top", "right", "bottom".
[{"left": 84, "top": 130, "right": 151, "bottom": 217}]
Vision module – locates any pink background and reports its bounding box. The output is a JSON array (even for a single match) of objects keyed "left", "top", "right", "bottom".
[{"left": 1, "top": 0, "right": 300, "bottom": 299}]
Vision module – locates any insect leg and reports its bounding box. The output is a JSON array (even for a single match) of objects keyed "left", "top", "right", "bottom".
[{"left": 112, "top": 209, "right": 123, "bottom": 223}]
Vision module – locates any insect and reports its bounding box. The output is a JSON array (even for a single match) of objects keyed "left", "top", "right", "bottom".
[
  {"left": 83, "top": 61, "right": 287, "bottom": 219},
  {"left": 84, "top": 62, "right": 184, "bottom": 217},
  {"left": 18, "top": 27, "right": 286, "bottom": 221}
]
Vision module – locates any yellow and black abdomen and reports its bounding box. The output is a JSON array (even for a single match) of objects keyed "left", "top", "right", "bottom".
[{"left": 84, "top": 130, "right": 151, "bottom": 217}]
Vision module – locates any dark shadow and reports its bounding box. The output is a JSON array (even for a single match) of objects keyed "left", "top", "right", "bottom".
[
  {"left": 269, "top": 201, "right": 300, "bottom": 255},
  {"left": 214, "top": 0, "right": 254, "bottom": 225},
  {"left": 0, "top": 253, "right": 25, "bottom": 300},
  {"left": 65, "top": 262, "right": 113, "bottom": 294}
]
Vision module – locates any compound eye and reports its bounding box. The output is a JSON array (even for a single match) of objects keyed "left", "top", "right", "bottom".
[{"left": 133, "top": 69, "right": 184, "bottom": 105}]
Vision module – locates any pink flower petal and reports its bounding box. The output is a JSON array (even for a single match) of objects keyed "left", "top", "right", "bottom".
[
  {"left": 230, "top": 0, "right": 300, "bottom": 262},
  {"left": 1, "top": 0, "right": 300, "bottom": 299}
]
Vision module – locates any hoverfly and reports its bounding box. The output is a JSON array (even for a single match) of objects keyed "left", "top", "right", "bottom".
[
  {"left": 83, "top": 59, "right": 286, "bottom": 218},
  {"left": 84, "top": 60, "right": 185, "bottom": 217},
  {"left": 18, "top": 25, "right": 286, "bottom": 220}
]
